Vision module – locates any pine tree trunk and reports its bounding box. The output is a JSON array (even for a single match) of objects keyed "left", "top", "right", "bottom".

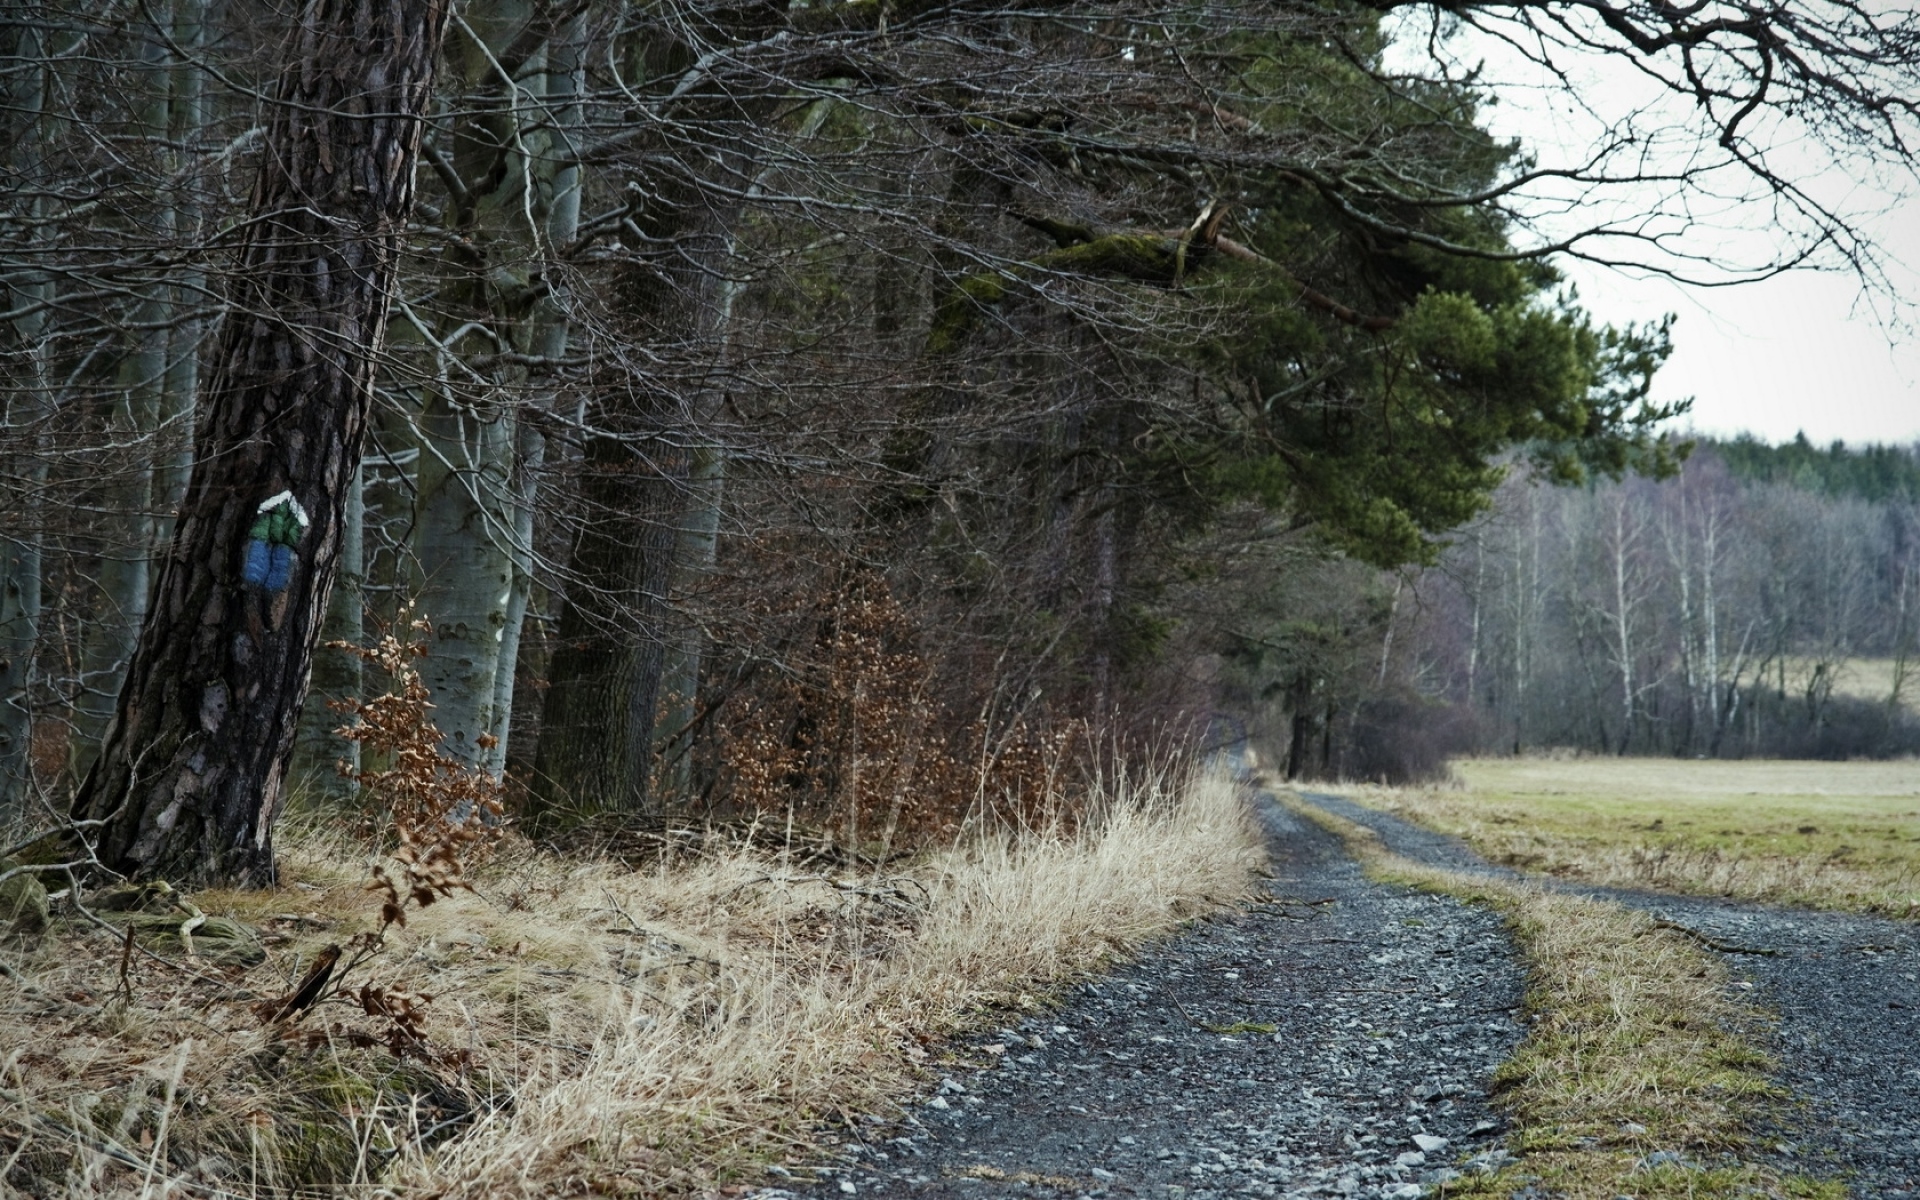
[{"left": 71, "top": 0, "right": 450, "bottom": 885}]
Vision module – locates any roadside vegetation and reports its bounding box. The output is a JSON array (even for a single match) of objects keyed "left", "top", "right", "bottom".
[
  {"left": 2, "top": 747, "right": 1260, "bottom": 1197},
  {"left": 1285, "top": 794, "right": 1844, "bottom": 1200},
  {"left": 1348, "top": 758, "right": 1920, "bottom": 918}
]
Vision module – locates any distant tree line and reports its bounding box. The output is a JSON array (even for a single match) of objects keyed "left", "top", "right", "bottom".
[
  {"left": 1226, "top": 440, "right": 1920, "bottom": 779},
  {"left": 1716, "top": 433, "right": 1920, "bottom": 504}
]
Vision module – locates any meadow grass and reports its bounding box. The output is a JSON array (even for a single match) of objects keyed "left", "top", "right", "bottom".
[{"left": 1347, "top": 757, "right": 1920, "bottom": 918}]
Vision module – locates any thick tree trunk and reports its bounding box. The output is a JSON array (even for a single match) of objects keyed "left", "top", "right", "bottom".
[
  {"left": 531, "top": 431, "right": 682, "bottom": 826},
  {"left": 527, "top": 200, "right": 733, "bottom": 828},
  {"left": 71, "top": 0, "right": 450, "bottom": 885}
]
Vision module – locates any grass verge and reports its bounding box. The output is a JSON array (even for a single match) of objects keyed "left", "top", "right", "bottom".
[
  {"left": 1346, "top": 758, "right": 1920, "bottom": 919},
  {"left": 1280, "top": 792, "right": 1844, "bottom": 1200},
  {"left": 0, "top": 768, "right": 1263, "bottom": 1197}
]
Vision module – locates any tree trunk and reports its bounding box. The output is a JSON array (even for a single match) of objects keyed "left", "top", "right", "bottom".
[
  {"left": 289, "top": 463, "right": 362, "bottom": 804},
  {"left": 409, "top": 1, "right": 581, "bottom": 773},
  {"left": 410, "top": 391, "right": 516, "bottom": 764},
  {"left": 70, "top": 16, "right": 175, "bottom": 781},
  {"left": 531, "top": 431, "right": 682, "bottom": 826},
  {"left": 489, "top": 10, "right": 583, "bottom": 779},
  {"left": 528, "top": 198, "right": 733, "bottom": 829},
  {"left": 1, "top": 23, "right": 55, "bottom": 821},
  {"left": 71, "top": 0, "right": 451, "bottom": 885}
]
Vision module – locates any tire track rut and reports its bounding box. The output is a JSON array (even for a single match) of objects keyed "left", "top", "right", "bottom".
[{"left": 772, "top": 796, "right": 1525, "bottom": 1199}]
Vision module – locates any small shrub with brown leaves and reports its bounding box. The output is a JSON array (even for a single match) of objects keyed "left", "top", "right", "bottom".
[
  {"left": 326, "top": 607, "right": 508, "bottom": 863},
  {"left": 251, "top": 611, "right": 510, "bottom": 1068},
  {"left": 713, "top": 570, "right": 1098, "bottom": 847}
]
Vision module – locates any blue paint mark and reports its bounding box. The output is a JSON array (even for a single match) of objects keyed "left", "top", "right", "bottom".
[
  {"left": 264, "top": 544, "right": 293, "bottom": 591},
  {"left": 243, "top": 539, "right": 273, "bottom": 587}
]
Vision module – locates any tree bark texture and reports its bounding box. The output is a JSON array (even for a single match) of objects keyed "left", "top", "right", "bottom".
[
  {"left": 530, "top": 429, "right": 683, "bottom": 826},
  {"left": 526, "top": 123, "right": 743, "bottom": 827},
  {"left": 72, "top": 0, "right": 451, "bottom": 885}
]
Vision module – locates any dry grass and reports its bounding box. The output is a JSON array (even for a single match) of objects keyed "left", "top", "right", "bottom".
[
  {"left": 1347, "top": 757, "right": 1920, "bottom": 918},
  {"left": 0, "top": 769, "right": 1263, "bottom": 1198},
  {"left": 1282, "top": 794, "right": 1843, "bottom": 1200}
]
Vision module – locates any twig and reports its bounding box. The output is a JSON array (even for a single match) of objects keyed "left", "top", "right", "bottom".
[
  {"left": 1650, "top": 919, "right": 1778, "bottom": 956},
  {"left": 1157, "top": 982, "right": 1206, "bottom": 1030},
  {"left": 113, "top": 924, "right": 135, "bottom": 1003}
]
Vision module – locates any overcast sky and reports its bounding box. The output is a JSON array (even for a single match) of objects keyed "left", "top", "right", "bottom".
[
  {"left": 1561, "top": 221, "right": 1920, "bottom": 449},
  {"left": 1392, "top": 16, "right": 1920, "bottom": 449}
]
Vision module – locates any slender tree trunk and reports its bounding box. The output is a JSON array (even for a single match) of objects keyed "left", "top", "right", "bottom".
[
  {"left": 1703, "top": 505, "right": 1722, "bottom": 747},
  {"left": 488, "top": 417, "right": 545, "bottom": 777},
  {"left": 1, "top": 24, "right": 55, "bottom": 821},
  {"left": 1607, "top": 495, "right": 1638, "bottom": 755},
  {"left": 69, "top": 18, "right": 176, "bottom": 780},
  {"left": 71, "top": 0, "right": 451, "bottom": 885},
  {"left": 488, "top": 9, "right": 583, "bottom": 778},
  {"left": 290, "top": 464, "right": 362, "bottom": 803},
  {"left": 652, "top": 97, "right": 837, "bottom": 799},
  {"left": 1464, "top": 534, "right": 1482, "bottom": 708}
]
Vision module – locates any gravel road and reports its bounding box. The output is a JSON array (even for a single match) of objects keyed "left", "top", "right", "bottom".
[
  {"left": 771, "top": 795, "right": 1527, "bottom": 1199},
  {"left": 1298, "top": 791, "right": 1920, "bottom": 1199}
]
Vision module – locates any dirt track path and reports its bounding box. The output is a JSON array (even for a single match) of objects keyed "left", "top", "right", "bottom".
[
  {"left": 1299, "top": 791, "right": 1920, "bottom": 1199},
  {"left": 773, "top": 795, "right": 1526, "bottom": 1199}
]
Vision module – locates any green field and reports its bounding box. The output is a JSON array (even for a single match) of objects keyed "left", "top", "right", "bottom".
[
  {"left": 1349, "top": 758, "right": 1920, "bottom": 918},
  {"left": 1786, "top": 656, "right": 1920, "bottom": 715}
]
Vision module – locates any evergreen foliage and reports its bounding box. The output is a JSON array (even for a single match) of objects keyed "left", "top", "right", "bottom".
[{"left": 1711, "top": 434, "right": 1920, "bottom": 504}]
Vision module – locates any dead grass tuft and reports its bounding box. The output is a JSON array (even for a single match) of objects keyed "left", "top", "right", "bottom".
[{"left": 0, "top": 768, "right": 1261, "bottom": 1197}]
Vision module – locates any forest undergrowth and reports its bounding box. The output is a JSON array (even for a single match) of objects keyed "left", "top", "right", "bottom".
[
  {"left": 0, "top": 637, "right": 1262, "bottom": 1198},
  {"left": 1, "top": 798, "right": 1262, "bottom": 1198}
]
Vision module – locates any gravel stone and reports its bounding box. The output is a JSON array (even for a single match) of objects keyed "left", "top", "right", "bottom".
[{"left": 776, "top": 794, "right": 1525, "bottom": 1197}]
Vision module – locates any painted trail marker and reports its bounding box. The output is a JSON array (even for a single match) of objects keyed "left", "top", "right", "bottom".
[{"left": 243, "top": 490, "right": 309, "bottom": 593}]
